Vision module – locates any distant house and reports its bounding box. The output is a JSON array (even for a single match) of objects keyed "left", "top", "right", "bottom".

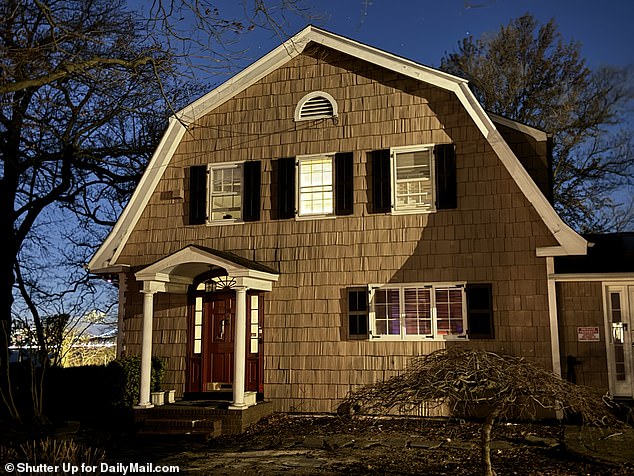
[{"left": 89, "top": 26, "right": 634, "bottom": 414}]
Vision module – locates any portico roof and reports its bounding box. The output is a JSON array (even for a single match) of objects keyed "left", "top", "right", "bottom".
[{"left": 134, "top": 245, "right": 279, "bottom": 293}]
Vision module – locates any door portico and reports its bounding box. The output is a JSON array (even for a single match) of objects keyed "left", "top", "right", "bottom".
[{"left": 133, "top": 245, "right": 278, "bottom": 410}]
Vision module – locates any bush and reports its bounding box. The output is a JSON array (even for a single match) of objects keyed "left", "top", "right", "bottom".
[
  {"left": 151, "top": 357, "right": 165, "bottom": 392},
  {"left": 107, "top": 356, "right": 166, "bottom": 408},
  {"left": 107, "top": 356, "right": 141, "bottom": 408}
]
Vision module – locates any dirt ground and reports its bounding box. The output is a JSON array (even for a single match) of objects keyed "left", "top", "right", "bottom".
[{"left": 110, "top": 414, "right": 634, "bottom": 475}]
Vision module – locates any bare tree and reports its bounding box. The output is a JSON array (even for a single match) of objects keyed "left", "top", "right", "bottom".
[
  {"left": 0, "top": 0, "right": 311, "bottom": 423},
  {"left": 340, "top": 348, "right": 618, "bottom": 476},
  {"left": 440, "top": 14, "right": 634, "bottom": 232}
]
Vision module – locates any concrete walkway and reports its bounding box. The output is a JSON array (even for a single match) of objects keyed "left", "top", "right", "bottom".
[{"left": 565, "top": 425, "right": 634, "bottom": 465}]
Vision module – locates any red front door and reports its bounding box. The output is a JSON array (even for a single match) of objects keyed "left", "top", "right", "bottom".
[
  {"left": 205, "top": 292, "right": 234, "bottom": 387},
  {"left": 186, "top": 291, "right": 264, "bottom": 394}
]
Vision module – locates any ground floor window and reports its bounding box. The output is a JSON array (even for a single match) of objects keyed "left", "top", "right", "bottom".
[{"left": 369, "top": 283, "right": 467, "bottom": 340}]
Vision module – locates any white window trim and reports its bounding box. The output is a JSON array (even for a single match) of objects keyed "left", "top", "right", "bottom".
[
  {"left": 207, "top": 161, "right": 244, "bottom": 224},
  {"left": 368, "top": 282, "right": 468, "bottom": 341},
  {"left": 390, "top": 144, "right": 437, "bottom": 215},
  {"left": 294, "top": 91, "right": 338, "bottom": 122},
  {"left": 295, "top": 153, "right": 336, "bottom": 219}
]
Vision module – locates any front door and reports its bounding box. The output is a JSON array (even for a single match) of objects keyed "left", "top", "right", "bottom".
[
  {"left": 605, "top": 285, "right": 634, "bottom": 397},
  {"left": 187, "top": 290, "right": 264, "bottom": 394}
]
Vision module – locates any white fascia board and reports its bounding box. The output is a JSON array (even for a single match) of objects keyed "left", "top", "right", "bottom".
[
  {"left": 453, "top": 84, "right": 586, "bottom": 256},
  {"left": 176, "top": 26, "right": 314, "bottom": 124},
  {"left": 88, "top": 118, "right": 187, "bottom": 270},
  {"left": 486, "top": 127, "right": 587, "bottom": 256},
  {"left": 305, "top": 27, "right": 468, "bottom": 91},
  {"left": 552, "top": 273, "right": 634, "bottom": 282},
  {"left": 90, "top": 25, "right": 586, "bottom": 268},
  {"left": 177, "top": 25, "right": 469, "bottom": 124},
  {"left": 489, "top": 113, "right": 549, "bottom": 142}
]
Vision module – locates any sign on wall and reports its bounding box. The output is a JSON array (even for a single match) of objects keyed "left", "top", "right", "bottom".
[{"left": 577, "top": 327, "right": 600, "bottom": 342}]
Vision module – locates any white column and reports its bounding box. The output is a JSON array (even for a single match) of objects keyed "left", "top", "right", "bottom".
[
  {"left": 546, "top": 257, "right": 562, "bottom": 378},
  {"left": 135, "top": 289, "right": 155, "bottom": 409},
  {"left": 230, "top": 286, "right": 248, "bottom": 410}
]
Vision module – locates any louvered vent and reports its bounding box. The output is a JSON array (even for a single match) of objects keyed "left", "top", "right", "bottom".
[
  {"left": 294, "top": 91, "right": 338, "bottom": 122},
  {"left": 300, "top": 96, "right": 333, "bottom": 119}
]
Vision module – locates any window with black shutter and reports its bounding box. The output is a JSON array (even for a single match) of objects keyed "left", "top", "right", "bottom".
[
  {"left": 273, "top": 153, "right": 355, "bottom": 219},
  {"left": 369, "top": 143, "right": 456, "bottom": 214},
  {"left": 466, "top": 283, "right": 494, "bottom": 339},
  {"left": 348, "top": 288, "right": 369, "bottom": 338},
  {"left": 189, "top": 165, "right": 207, "bottom": 225},
  {"left": 335, "top": 152, "right": 354, "bottom": 215},
  {"left": 242, "top": 161, "right": 261, "bottom": 221}
]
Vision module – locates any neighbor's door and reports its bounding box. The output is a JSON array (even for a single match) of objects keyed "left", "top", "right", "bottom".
[{"left": 605, "top": 285, "right": 634, "bottom": 397}]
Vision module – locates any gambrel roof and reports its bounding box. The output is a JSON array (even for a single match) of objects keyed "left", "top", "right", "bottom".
[{"left": 89, "top": 25, "right": 587, "bottom": 272}]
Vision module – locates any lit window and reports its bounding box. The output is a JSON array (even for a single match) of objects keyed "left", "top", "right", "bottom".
[
  {"left": 209, "top": 164, "right": 242, "bottom": 221},
  {"left": 250, "top": 295, "right": 259, "bottom": 354},
  {"left": 393, "top": 146, "right": 434, "bottom": 212},
  {"left": 370, "top": 283, "right": 466, "bottom": 340},
  {"left": 193, "top": 296, "right": 203, "bottom": 354},
  {"left": 297, "top": 155, "right": 334, "bottom": 216}
]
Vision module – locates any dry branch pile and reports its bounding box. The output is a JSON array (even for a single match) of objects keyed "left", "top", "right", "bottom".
[{"left": 340, "top": 348, "right": 613, "bottom": 424}]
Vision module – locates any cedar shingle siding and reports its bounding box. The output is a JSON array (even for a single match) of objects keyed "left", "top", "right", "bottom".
[{"left": 116, "top": 45, "right": 559, "bottom": 412}]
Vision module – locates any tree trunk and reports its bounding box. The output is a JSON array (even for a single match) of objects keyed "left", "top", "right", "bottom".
[
  {"left": 0, "top": 236, "right": 20, "bottom": 421},
  {"left": 481, "top": 407, "right": 501, "bottom": 476}
]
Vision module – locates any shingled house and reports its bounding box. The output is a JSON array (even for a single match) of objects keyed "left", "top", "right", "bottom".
[{"left": 89, "top": 26, "right": 634, "bottom": 415}]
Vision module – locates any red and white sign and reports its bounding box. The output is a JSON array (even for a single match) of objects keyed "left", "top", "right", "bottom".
[{"left": 577, "top": 327, "right": 600, "bottom": 342}]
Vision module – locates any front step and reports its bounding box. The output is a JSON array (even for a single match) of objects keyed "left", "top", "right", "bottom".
[
  {"left": 137, "top": 414, "right": 222, "bottom": 441},
  {"left": 135, "top": 400, "right": 273, "bottom": 436}
]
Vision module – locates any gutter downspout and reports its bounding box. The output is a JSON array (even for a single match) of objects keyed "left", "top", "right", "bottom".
[{"left": 546, "top": 257, "right": 562, "bottom": 377}]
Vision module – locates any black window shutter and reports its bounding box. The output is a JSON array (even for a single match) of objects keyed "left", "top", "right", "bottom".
[
  {"left": 348, "top": 288, "right": 369, "bottom": 337},
  {"left": 370, "top": 149, "right": 391, "bottom": 213},
  {"left": 466, "top": 283, "right": 494, "bottom": 339},
  {"left": 242, "top": 161, "right": 261, "bottom": 221},
  {"left": 434, "top": 143, "right": 457, "bottom": 210},
  {"left": 335, "top": 152, "right": 354, "bottom": 215},
  {"left": 272, "top": 157, "right": 295, "bottom": 219},
  {"left": 189, "top": 165, "right": 207, "bottom": 225}
]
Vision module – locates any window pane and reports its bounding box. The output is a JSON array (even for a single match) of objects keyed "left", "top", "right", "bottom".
[
  {"left": 404, "top": 288, "right": 432, "bottom": 336},
  {"left": 299, "top": 157, "right": 334, "bottom": 215},
  {"left": 374, "top": 288, "right": 400, "bottom": 336},
  {"left": 435, "top": 287, "right": 464, "bottom": 335},
  {"left": 394, "top": 148, "right": 433, "bottom": 211},
  {"left": 210, "top": 166, "right": 242, "bottom": 220},
  {"left": 349, "top": 290, "right": 368, "bottom": 312}
]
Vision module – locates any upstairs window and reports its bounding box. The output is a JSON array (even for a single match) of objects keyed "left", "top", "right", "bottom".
[
  {"left": 272, "top": 152, "right": 353, "bottom": 219},
  {"left": 393, "top": 146, "right": 434, "bottom": 212},
  {"left": 210, "top": 163, "right": 242, "bottom": 221},
  {"left": 370, "top": 143, "right": 456, "bottom": 214},
  {"left": 188, "top": 161, "right": 261, "bottom": 224},
  {"left": 369, "top": 283, "right": 467, "bottom": 341},
  {"left": 298, "top": 155, "right": 334, "bottom": 216},
  {"left": 294, "top": 91, "right": 338, "bottom": 121}
]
